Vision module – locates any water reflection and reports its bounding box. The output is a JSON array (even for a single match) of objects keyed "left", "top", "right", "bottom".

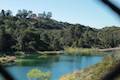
[{"left": 6, "top": 54, "right": 102, "bottom": 80}]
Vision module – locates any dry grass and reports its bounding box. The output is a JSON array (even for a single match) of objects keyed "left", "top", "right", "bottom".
[
  {"left": 60, "top": 53, "right": 120, "bottom": 80},
  {"left": 64, "top": 47, "right": 103, "bottom": 55}
]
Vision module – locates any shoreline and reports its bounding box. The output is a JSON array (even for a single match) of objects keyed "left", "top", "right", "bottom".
[
  {"left": 0, "top": 56, "right": 16, "bottom": 66},
  {"left": 98, "top": 47, "right": 120, "bottom": 52},
  {"left": 0, "top": 47, "right": 119, "bottom": 66},
  {"left": 0, "top": 47, "right": 120, "bottom": 55}
]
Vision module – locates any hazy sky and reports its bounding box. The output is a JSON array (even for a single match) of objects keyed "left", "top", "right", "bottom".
[{"left": 0, "top": 0, "right": 120, "bottom": 28}]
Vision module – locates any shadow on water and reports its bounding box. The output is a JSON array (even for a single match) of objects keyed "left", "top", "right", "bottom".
[{"left": 16, "top": 54, "right": 60, "bottom": 67}]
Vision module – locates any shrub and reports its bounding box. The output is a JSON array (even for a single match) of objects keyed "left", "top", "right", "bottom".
[{"left": 27, "top": 68, "right": 51, "bottom": 80}]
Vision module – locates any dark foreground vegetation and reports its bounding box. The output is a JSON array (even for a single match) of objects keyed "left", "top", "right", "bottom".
[{"left": 0, "top": 9, "right": 120, "bottom": 54}]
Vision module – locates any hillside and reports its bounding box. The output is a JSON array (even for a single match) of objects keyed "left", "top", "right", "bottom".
[{"left": 0, "top": 10, "right": 120, "bottom": 54}]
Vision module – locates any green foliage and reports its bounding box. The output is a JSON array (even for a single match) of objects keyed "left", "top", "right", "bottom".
[
  {"left": 0, "top": 9, "right": 120, "bottom": 54},
  {"left": 27, "top": 68, "right": 51, "bottom": 80},
  {"left": 0, "top": 10, "right": 12, "bottom": 17},
  {"left": 0, "top": 25, "right": 15, "bottom": 52},
  {"left": 97, "top": 27, "right": 120, "bottom": 48}
]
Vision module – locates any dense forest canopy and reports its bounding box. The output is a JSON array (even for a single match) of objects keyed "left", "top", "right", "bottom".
[{"left": 0, "top": 9, "right": 120, "bottom": 53}]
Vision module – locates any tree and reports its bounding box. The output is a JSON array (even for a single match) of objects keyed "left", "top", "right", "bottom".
[
  {"left": 16, "top": 10, "right": 22, "bottom": 18},
  {"left": 46, "top": 12, "right": 52, "bottom": 19},
  {"left": 1, "top": 9, "right": 5, "bottom": 16},
  {"left": 28, "top": 10, "right": 33, "bottom": 18},
  {"left": 97, "top": 27, "right": 120, "bottom": 48},
  {"left": 6, "top": 10, "right": 12, "bottom": 16},
  {"left": 43, "top": 11, "right": 46, "bottom": 18},
  {"left": 30, "top": 13, "right": 37, "bottom": 19},
  {"left": 16, "top": 9, "right": 28, "bottom": 18},
  {"left": 0, "top": 9, "right": 120, "bottom": 53},
  {"left": 0, "top": 26, "right": 15, "bottom": 52},
  {"left": 22, "top": 9, "right": 28, "bottom": 18},
  {"left": 38, "top": 13, "right": 44, "bottom": 18}
]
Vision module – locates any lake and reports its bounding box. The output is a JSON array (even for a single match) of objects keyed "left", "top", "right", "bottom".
[{"left": 5, "top": 54, "right": 103, "bottom": 80}]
